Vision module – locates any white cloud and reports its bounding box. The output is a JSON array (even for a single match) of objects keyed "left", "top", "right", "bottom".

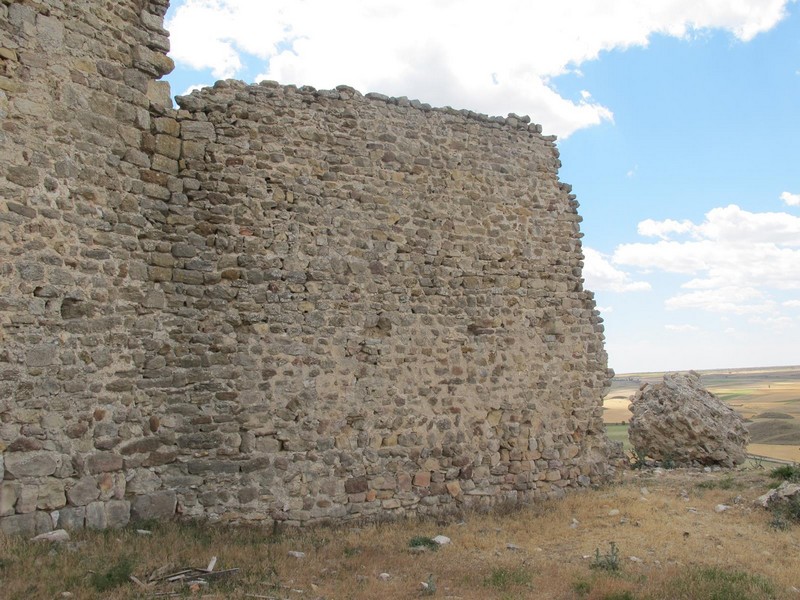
[
  {"left": 783, "top": 300, "right": 800, "bottom": 309},
  {"left": 781, "top": 191, "right": 800, "bottom": 206},
  {"left": 665, "top": 324, "right": 699, "bottom": 332},
  {"left": 181, "top": 84, "right": 209, "bottom": 96},
  {"left": 582, "top": 247, "right": 651, "bottom": 293},
  {"left": 614, "top": 204, "right": 800, "bottom": 315},
  {"left": 665, "top": 286, "right": 774, "bottom": 314},
  {"left": 615, "top": 205, "right": 800, "bottom": 292},
  {"left": 165, "top": 0, "right": 790, "bottom": 138},
  {"left": 597, "top": 306, "right": 614, "bottom": 313},
  {"left": 748, "top": 315, "right": 797, "bottom": 329},
  {"left": 637, "top": 217, "right": 694, "bottom": 239}
]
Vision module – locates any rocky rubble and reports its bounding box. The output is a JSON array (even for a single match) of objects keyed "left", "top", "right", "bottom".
[{"left": 628, "top": 372, "right": 749, "bottom": 467}]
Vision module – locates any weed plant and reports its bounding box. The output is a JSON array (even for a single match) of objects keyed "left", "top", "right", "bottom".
[{"left": 590, "top": 542, "right": 621, "bottom": 573}]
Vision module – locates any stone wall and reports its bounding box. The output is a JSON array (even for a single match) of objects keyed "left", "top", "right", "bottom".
[{"left": 0, "top": 0, "right": 611, "bottom": 535}]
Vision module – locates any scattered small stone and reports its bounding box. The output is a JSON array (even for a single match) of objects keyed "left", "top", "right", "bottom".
[
  {"left": 688, "top": 507, "right": 698, "bottom": 513},
  {"left": 608, "top": 509, "right": 620, "bottom": 516},
  {"left": 756, "top": 481, "right": 800, "bottom": 508},
  {"left": 136, "top": 529, "right": 152, "bottom": 535},
  {"left": 714, "top": 504, "right": 730, "bottom": 513},
  {"left": 570, "top": 518, "right": 579, "bottom": 529},
  {"left": 506, "top": 543, "right": 522, "bottom": 551},
  {"left": 629, "top": 556, "right": 643, "bottom": 563},
  {"left": 378, "top": 573, "right": 391, "bottom": 581},
  {"left": 32, "top": 529, "right": 70, "bottom": 542},
  {"left": 733, "top": 495, "right": 743, "bottom": 505},
  {"left": 288, "top": 551, "right": 306, "bottom": 559},
  {"left": 640, "top": 487, "right": 650, "bottom": 496},
  {"left": 432, "top": 535, "right": 451, "bottom": 545}
]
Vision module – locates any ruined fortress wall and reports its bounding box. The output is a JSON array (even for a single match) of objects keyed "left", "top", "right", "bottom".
[{"left": 0, "top": 0, "right": 610, "bottom": 535}]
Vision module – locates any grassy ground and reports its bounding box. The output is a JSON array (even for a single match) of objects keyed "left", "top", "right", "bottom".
[{"left": 2, "top": 468, "right": 799, "bottom": 599}]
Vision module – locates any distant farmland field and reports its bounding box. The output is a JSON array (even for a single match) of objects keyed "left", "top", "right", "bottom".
[{"left": 604, "top": 365, "right": 800, "bottom": 463}]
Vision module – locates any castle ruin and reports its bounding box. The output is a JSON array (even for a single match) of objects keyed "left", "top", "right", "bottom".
[{"left": 0, "top": 0, "right": 611, "bottom": 535}]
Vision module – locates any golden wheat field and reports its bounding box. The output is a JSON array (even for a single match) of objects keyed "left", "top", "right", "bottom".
[{"left": 604, "top": 366, "right": 800, "bottom": 463}]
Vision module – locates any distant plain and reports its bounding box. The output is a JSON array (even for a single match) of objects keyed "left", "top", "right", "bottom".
[{"left": 603, "top": 366, "right": 800, "bottom": 463}]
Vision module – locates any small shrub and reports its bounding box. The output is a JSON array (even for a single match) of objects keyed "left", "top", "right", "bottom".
[
  {"left": 573, "top": 579, "right": 591, "bottom": 596},
  {"left": 629, "top": 450, "right": 647, "bottom": 470},
  {"left": 769, "top": 513, "right": 790, "bottom": 530},
  {"left": 409, "top": 536, "right": 439, "bottom": 551},
  {"left": 483, "top": 566, "right": 533, "bottom": 590},
  {"left": 770, "top": 495, "right": 800, "bottom": 529},
  {"left": 90, "top": 557, "right": 135, "bottom": 592},
  {"left": 603, "top": 592, "right": 636, "bottom": 600},
  {"left": 661, "top": 455, "right": 676, "bottom": 470},
  {"left": 590, "top": 542, "right": 621, "bottom": 573},
  {"left": 422, "top": 573, "right": 437, "bottom": 595},
  {"left": 770, "top": 464, "right": 800, "bottom": 483}
]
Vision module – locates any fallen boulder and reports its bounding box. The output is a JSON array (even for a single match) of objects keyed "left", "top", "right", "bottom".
[{"left": 628, "top": 371, "right": 749, "bottom": 467}]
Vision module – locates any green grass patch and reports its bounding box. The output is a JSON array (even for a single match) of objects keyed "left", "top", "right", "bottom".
[
  {"left": 770, "top": 464, "right": 800, "bottom": 483},
  {"left": 605, "top": 424, "right": 631, "bottom": 451},
  {"left": 696, "top": 475, "right": 739, "bottom": 490},
  {"left": 661, "top": 566, "right": 776, "bottom": 600},
  {"left": 482, "top": 566, "right": 533, "bottom": 591},
  {"left": 408, "top": 536, "right": 439, "bottom": 551},
  {"left": 603, "top": 592, "right": 636, "bottom": 600},
  {"left": 90, "top": 557, "right": 135, "bottom": 592}
]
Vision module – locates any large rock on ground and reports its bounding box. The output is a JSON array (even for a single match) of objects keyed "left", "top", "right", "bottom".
[{"left": 628, "top": 371, "right": 749, "bottom": 467}]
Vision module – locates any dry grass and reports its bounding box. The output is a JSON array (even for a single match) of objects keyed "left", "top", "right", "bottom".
[{"left": 2, "top": 468, "right": 800, "bottom": 599}]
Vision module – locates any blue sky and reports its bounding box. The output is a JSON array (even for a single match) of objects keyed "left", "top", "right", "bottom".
[{"left": 163, "top": 0, "right": 800, "bottom": 373}]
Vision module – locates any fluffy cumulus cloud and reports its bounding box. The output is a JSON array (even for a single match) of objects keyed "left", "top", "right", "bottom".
[
  {"left": 165, "top": 0, "right": 790, "bottom": 137},
  {"left": 781, "top": 191, "right": 800, "bottom": 206},
  {"left": 664, "top": 324, "right": 699, "bottom": 332},
  {"left": 614, "top": 204, "right": 800, "bottom": 315},
  {"left": 582, "top": 247, "right": 651, "bottom": 293}
]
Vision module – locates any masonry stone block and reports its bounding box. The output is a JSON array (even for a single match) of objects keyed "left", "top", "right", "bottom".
[
  {"left": 0, "top": 482, "right": 20, "bottom": 517},
  {"left": 87, "top": 452, "right": 123, "bottom": 474},
  {"left": 67, "top": 476, "right": 100, "bottom": 506},
  {"left": 4, "top": 452, "right": 59, "bottom": 478},
  {"left": 85, "top": 501, "right": 107, "bottom": 530},
  {"left": 36, "top": 479, "right": 66, "bottom": 510},
  {"left": 131, "top": 491, "right": 177, "bottom": 522},
  {"left": 106, "top": 500, "right": 131, "bottom": 529}
]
